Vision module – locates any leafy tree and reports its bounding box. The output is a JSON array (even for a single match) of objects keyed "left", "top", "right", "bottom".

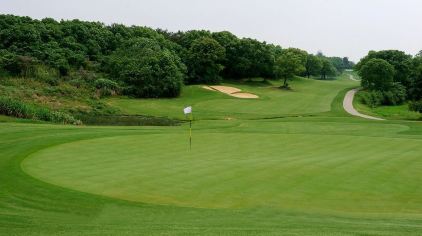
[
  {"left": 223, "top": 38, "right": 276, "bottom": 79},
  {"left": 359, "top": 58, "right": 395, "bottom": 91},
  {"left": 356, "top": 50, "right": 413, "bottom": 88},
  {"left": 274, "top": 51, "right": 305, "bottom": 88},
  {"left": 305, "top": 54, "right": 322, "bottom": 78},
  {"left": 108, "top": 38, "right": 186, "bottom": 98},
  {"left": 186, "top": 37, "right": 225, "bottom": 84},
  {"left": 320, "top": 59, "right": 337, "bottom": 79},
  {"left": 409, "top": 53, "right": 422, "bottom": 100},
  {"left": 342, "top": 57, "right": 355, "bottom": 69},
  {"left": 328, "top": 57, "right": 345, "bottom": 73}
]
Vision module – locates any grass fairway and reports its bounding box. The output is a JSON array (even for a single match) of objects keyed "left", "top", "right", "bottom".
[
  {"left": 106, "top": 75, "right": 357, "bottom": 120},
  {"left": 2, "top": 75, "right": 422, "bottom": 235}
]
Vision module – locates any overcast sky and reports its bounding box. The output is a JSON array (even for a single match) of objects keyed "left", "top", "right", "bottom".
[{"left": 1, "top": 0, "right": 421, "bottom": 61}]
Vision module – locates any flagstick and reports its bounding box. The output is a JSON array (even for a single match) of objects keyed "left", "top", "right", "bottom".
[
  {"left": 183, "top": 106, "right": 193, "bottom": 151},
  {"left": 189, "top": 112, "right": 193, "bottom": 150},
  {"left": 189, "top": 119, "right": 192, "bottom": 150}
]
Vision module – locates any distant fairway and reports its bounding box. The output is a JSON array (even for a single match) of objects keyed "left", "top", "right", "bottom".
[
  {"left": 2, "top": 74, "right": 422, "bottom": 235},
  {"left": 106, "top": 75, "right": 357, "bottom": 120}
]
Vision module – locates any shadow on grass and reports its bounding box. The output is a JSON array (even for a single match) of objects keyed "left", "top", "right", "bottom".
[
  {"left": 224, "top": 78, "right": 273, "bottom": 87},
  {"left": 77, "top": 114, "right": 180, "bottom": 126}
]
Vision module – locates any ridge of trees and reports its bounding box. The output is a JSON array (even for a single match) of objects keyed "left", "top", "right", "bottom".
[{"left": 0, "top": 14, "right": 354, "bottom": 98}]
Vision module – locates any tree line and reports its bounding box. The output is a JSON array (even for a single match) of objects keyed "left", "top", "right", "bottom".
[
  {"left": 0, "top": 14, "right": 354, "bottom": 98},
  {"left": 356, "top": 50, "right": 422, "bottom": 114}
]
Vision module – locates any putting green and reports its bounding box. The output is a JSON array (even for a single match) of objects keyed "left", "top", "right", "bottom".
[{"left": 22, "top": 131, "right": 422, "bottom": 215}]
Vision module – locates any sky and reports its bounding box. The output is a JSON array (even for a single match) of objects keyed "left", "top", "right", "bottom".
[{"left": 1, "top": 0, "right": 421, "bottom": 62}]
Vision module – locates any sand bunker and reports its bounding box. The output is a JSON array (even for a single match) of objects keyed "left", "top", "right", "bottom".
[
  {"left": 202, "top": 86, "right": 215, "bottom": 91},
  {"left": 210, "top": 86, "right": 241, "bottom": 94},
  {"left": 203, "top": 85, "right": 259, "bottom": 99},
  {"left": 230, "top": 92, "right": 259, "bottom": 99}
]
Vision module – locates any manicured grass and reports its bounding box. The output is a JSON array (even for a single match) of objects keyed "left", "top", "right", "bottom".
[
  {"left": 106, "top": 75, "right": 357, "bottom": 120},
  {"left": 1, "top": 75, "right": 422, "bottom": 235},
  {"left": 23, "top": 127, "right": 422, "bottom": 213}
]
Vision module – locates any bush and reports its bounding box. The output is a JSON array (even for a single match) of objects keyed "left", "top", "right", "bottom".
[
  {"left": 33, "top": 65, "right": 59, "bottom": 85},
  {"left": 94, "top": 78, "right": 120, "bottom": 97},
  {"left": 383, "top": 83, "right": 406, "bottom": 105},
  {"left": 0, "top": 96, "right": 81, "bottom": 124},
  {"left": 359, "top": 83, "right": 406, "bottom": 108},
  {"left": 360, "top": 90, "right": 384, "bottom": 108},
  {"left": 409, "top": 100, "right": 422, "bottom": 113},
  {"left": 0, "top": 50, "right": 37, "bottom": 77},
  {"left": 94, "top": 78, "right": 119, "bottom": 90},
  {"left": 0, "top": 97, "right": 33, "bottom": 118}
]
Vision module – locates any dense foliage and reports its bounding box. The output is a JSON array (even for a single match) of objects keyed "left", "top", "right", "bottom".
[
  {"left": 0, "top": 14, "right": 356, "bottom": 122},
  {"left": 106, "top": 38, "right": 185, "bottom": 98},
  {"left": 359, "top": 58, "right": 395, "bottom": 91},
  {"left": 0, "top": 15, "right": 352, "bottom": 93},
  {"left": 356, "top": 50, "right": 422, "bottom": 112}
]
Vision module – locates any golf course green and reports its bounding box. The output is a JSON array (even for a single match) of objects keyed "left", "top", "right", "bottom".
[{"left": 1, "top": 74, "right": 422, "bottom": 235}]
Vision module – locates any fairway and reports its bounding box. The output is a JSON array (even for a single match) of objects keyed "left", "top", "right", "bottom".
[{"left": 106, "top": 76, "right": 357, "bottom": 120}]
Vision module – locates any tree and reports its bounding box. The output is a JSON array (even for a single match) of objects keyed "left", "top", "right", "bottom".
[
  {"left": 359, "top": 58, "right": 395, "bottom": 91},
  {"left": 305, "top": 54, "right": 322, "bottom": 78},
  {"left": 409, "top": 63, "right": 422, "bottom": 101},
  {"left": 274, "top": 51, "right": 305, "bottom": 88},
  {"left": 186, "top": 37, "right": 225, "bottom": 84},
  {"left": 320, "top": 59, "right": 337, "bottom": 79},
  {"left": 328, "top": 57, "right": 345, "bottom": 73},
  {"left": 356, "top": 50, "right": 413, "bottom": 88},
  {"left": 409, "top": 100, "right": 422, "bottom": 113},
  {"left": 222, "top": 38, "right": 276, "bottom": 79},
  {"left": 108, "top": 38, "right": 186, "bottom": 98}
]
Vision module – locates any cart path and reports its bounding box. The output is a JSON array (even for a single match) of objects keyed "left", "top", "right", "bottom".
[{"left": 343, "top": 88, "right": 385, "bottom": 121}]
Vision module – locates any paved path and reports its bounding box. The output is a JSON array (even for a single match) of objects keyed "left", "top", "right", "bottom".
[{"left": 343, "top": 88, "right": 385, "bottom": 121}]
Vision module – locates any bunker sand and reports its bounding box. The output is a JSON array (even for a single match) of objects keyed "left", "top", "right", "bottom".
[{"left": 202, "top": 85, "right": 259, "bottom": 99}]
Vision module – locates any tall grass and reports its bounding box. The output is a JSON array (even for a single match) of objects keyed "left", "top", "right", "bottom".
[{"left": 0, "top": 96, "right": 81, "bottom": 124}]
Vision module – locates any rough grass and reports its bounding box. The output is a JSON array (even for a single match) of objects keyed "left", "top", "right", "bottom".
[
  {"left": 1, "top": 74, "right": 422, "bottom": 235},
  {"left": 354, "top": 91, "right": 421, "bottom": 121}
]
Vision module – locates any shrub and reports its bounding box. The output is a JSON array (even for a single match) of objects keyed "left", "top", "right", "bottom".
[
  {"left": 68, "top": 78, "right": 87, "bottom": 88},
  {"left": 33, "top": 65, "right": 59, "bottom": 85},
  {"left": 409, "top": 100, "right": 422, "bottom": 113},
  {"left": 0, "top": 50, "right": 38, "bottom": 77},
  {"left": 50, "top": 111, "right": 82, "bottom": 125},
  {"left": 360, "top": 90, "right": 383, "bottom": 108},
  {"left": 94, "top": 78, "right": 119, "bottom": 90},
  {"left": 359, "top": 83, "right": 407, "bottom": 108},
  {"left": 0, "top": 96, "right": 81, "bottom": 125},
  {"left": 94, "top": 78, "right": 120, "bottom": 97},
  {"left": 0, "top": 97, "right": 33, "bottom": 118},
  {"left": 382, "top": 83, "right": 406, "bottom": 105}
]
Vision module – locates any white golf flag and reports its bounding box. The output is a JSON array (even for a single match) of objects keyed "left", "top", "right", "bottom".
[{"left": 183, "top": 106, "right": 192, "bottom": 115}]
